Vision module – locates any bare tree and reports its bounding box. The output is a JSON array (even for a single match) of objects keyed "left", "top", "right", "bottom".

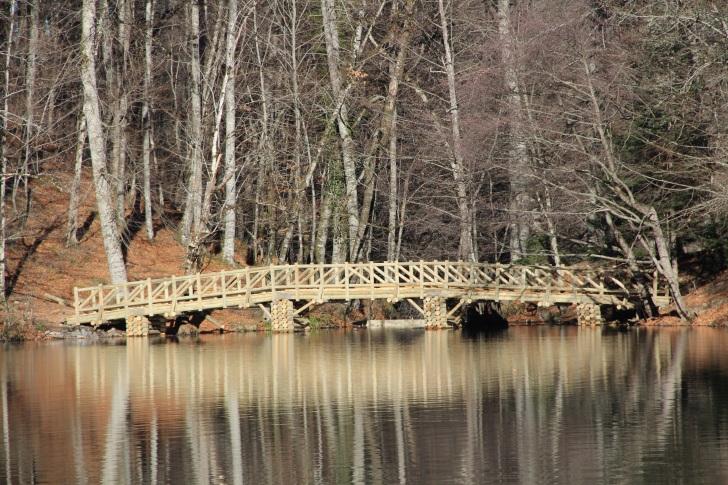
[
  {"left": 437, "top": 0, "right": 474, "bottom": 261},
  {"left": 321, "top": 0, "right": 360, "bottom": 260},
  {"left": 67, "top": 112, "right": 86, "bottom": 246},
  {"left": 142, "top": 0, "right": 155, "bottom": 241},
  {"left": 497, "top": 0, "right": 531, "bottom": 262},
  {"left": 222, "top": 0, "right": 238, "bottom": 264},
  {"left": 0, "top": 0, "right": 18, "bottom": 300},
  {"left": 80, "top": 0, "right": 127, "bottom": 283},
  {"left": 180, "top": 0, "right": 204, "bottom": 248}
]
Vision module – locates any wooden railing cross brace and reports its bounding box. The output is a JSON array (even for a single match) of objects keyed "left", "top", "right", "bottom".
[{"left": 68, "top": 261, "right": 672, "bottom": 325}]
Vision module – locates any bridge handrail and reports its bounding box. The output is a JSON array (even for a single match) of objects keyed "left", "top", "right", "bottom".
[{"left": 71, "top": 261, "right": 668, "bottom": 323}]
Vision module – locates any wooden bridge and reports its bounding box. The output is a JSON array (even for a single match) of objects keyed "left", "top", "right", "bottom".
[{"left": 68, "top": 261, "right": 670, "bottom": 333}]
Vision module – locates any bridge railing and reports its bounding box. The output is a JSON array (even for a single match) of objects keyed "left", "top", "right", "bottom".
[{"left": 71, "top": 261, "right": 669, "bottom": 323}]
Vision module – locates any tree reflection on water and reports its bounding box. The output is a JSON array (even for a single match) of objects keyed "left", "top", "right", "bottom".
[{"left": 1, "top": 327, "right": 728, "bottom": 484}]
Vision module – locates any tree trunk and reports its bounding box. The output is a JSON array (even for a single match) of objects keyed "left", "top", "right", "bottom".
[
  {"left": 67, "top": 113, "right": 86, "bottom": 246},
  {"left": 315, "top": 192, "right": 332, "bottom": 263},
  {"left": 21, "top": 0, "right": 38, "bottom": 209},
  {"left": 437, "top": 0, "right": 474, "bottom": 261},
  {"left": 644, "top": 209, "right": 692, "bottom": 319},
  {"left": 537, "top": 189, "right": 561, "bottom": 267},
  {"left": 384, "top": 1, "right": 414, "bottom": 260},
  {"left": 331, "top": 201, "right": 346, "bottom": 264},
  {"left": 0, "top": 0, "right": 18, "bottom": 299},
  {"left": 142, "top": 0, "right": 155, "bottom": 241},
  {"left": 180, "top": 1, "right": 204, "bottom": 246},
  {"left": 387, "top": 106, "right": 398, "bottom": 261},
  {"left": 186, "top": 68, "right": 228, "bottom": 273},
  {"left": 111, "top": 0, "right": 131, "bottom": 228},
  {"left": 80, "top": 0, "right": 127, "bottom": 284},
  {"left": 497, "top": 0, "right": 531, "bottom": 262},
  {"left": 321, "top": 0, "right": 359, "bottom": 260},
  {"left": 222, "top": 0, "right": 238, "bottom": 264}
]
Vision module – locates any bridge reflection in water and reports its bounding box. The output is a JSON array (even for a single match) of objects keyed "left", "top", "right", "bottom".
[{"left": 2, "top": 328, "right": 728, "bottom": 484}]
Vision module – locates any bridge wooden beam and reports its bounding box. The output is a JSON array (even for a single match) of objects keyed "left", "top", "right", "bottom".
[
  {"left": 66, "top": 261, "right": 670, "bottom": 326},
  {"left": 406, "top": 298, "right": 424, "bottom": 316}
]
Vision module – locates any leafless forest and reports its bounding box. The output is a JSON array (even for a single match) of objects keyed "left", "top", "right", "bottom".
[{"left": 0, "top": 0, "right": 726, "bottom": 318}]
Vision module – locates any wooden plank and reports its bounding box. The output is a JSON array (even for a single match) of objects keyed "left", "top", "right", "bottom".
[
  {"left": 372, "top": 264, "right": 387, "bottom": 284},
  {"left": 370, "top": 261, "right": 375, "bottom": 300},
  {"left": 171, "top": 274, "right": 177, "bottom": 314},
  {"left": 74, "top": 287, "right": 80, "bottom": 319},
  {"left": 221, "top": 272, "right": 227, "bottom": 307},
  {"left": 292, "top": 299, "right": 317, "bottom": 317},
  {"left": 98, "top": 284, "right": 104, "bottom": 322},
  {"left": 147, "top": 278, "right": 153, "bottom": 314},
  {"left": 196, "top": 273, "right": 203, "bottom": 306},
  {"left": 345, "top": 263, "right": 350, "bottom": 301},
  {"left": 419, "top": 261, "right": 425, "bottom": 298},
  {"left": 245, "top": 266, "right": 251, "bottom": 307},
  {"left": 406, "top": 298, "right": 424, "bottom": 316},
  {"left": 68, "top": 261, "right": 671, "bottom": 325}
]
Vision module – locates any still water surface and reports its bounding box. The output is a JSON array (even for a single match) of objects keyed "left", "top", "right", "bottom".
[{"left": 1, "top": 327, "right": 728, "bottom": 484}]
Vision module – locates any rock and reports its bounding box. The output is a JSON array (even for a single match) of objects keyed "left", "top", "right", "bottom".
[
  {"left": 105, "top": 328, "right": 126, "bottom": 338},
  {"left": 537, "top": 306, "right": 564, "bottom": 324},
  {"left": 199, "top": 319, "right": 222, "bottom": 333},
  {"left": 45, "top": 330, "right": 65, "bottom": 339},
  {"left": 177, "top": 323, "right": 199, "bottom": 336},
  {"left": 66, "top": 326, "right": 100, "bottom": 339}
]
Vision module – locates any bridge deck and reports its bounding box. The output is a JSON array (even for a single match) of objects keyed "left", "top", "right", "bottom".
[{"left": 68, "top": 261, "right": 671, "bottom": 325}]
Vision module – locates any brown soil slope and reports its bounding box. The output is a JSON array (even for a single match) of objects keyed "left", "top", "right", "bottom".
[
  {"left": 5, "top": 169, "right": 240, "bottom": 327},
  {"left": 5, "top": 169, "right": 727, "bottom": 329}
]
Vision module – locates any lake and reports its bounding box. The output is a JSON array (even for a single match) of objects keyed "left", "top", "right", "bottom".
[{"left": 1, "top": 327, "right": 728, "bottom": 484}]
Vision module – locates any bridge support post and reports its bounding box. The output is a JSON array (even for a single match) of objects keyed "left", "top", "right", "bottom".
[
  {"left": 270, "top": 299, "right": 294, "bottom": 331},
  {"left": 576, "top": 303, "right": 604, "bottom": 326},
  {"left": 126, "top": 315, "right": 150, "bottom": 337},
  {"left": 423, "top": 297, "right": 448, "bottom": 328}
]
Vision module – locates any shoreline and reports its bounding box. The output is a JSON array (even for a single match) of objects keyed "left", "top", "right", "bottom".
[{"left": 1, "top": 315, "right": 720, "bottom": 343}]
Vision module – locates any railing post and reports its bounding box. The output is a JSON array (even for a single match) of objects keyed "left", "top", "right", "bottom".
[
  {"left": 495, "top": 264, "right": 500, "bottom": 302},
  {"left": 270, "top": 264, "right": 276, "bottom": 301},
  {"left": 196, "top": 273, "right": 203, "bottom": 307},
  {"left": 221, "top": 271, "right": 227, "bottom": 308},
  {"left": 319, "top": 263, "right": 325, "bottom": 303},
  {"left": 420, "top": 260, "right": 424, "bottom": 299},
  {"left": 74, "top": 287, "right": 80, "bottom": 320},
  {"left": 294, "top": 263, "right": 299, "bottom": 300},
  {"left": 98, "top": 284, "right": 104, "bottom": 323},
  {"left": 171, "top": 275, "right": 177, "bottom": 314},
  {"left": 521, "top": 267, "right": 527, "bottom": 288},
  {"left": 245, "top": 266, "right": 251, "bottom": 307},
  {"left": 370, "top": 261, "right": 375, "bottom": 300},
  {"left": 124, "top": 283, "right": 129, "bottom": 315},
  {"left": 546, "top": 271, "right": 552, "bottom": 305},
  {"left": 147, "top": 278, "right": 153, "bottom": 314},
  {"left": 344, "top": 262, "right": 350, "bottom": 300}
]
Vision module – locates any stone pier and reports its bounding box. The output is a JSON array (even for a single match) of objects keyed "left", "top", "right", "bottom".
[
  {"left": 423, "top": 297, "right": 448, "bottom": 328},
  {"left": 575, "top": 303, "right": 604, "bottom": 326},
  {"left": 126, "top": 315, "right": 150, "bottom": 336},
  {"left": 270, "top": 299, "right": 294, "bottom": 331}
]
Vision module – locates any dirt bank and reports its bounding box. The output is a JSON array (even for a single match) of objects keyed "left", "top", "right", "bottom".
[{"left": 1, "top": 169, "right": 724, "bottom": 341}]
